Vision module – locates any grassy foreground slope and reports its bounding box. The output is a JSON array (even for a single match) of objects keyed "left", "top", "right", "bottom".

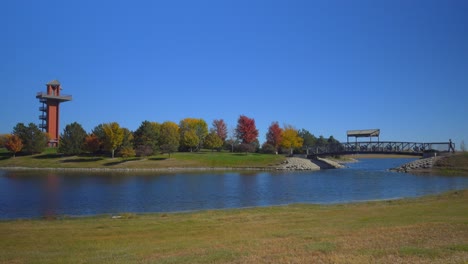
[
  {"left": 1, "top": 190, "right": 467, "bottom": 264},
  {"left": 0, "top": 149, "right": 285, "bottom": 170}
]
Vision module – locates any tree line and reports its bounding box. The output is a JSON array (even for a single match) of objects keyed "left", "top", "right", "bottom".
[{"left": 1, "top": 115, "right": 340, "bottom": 158}]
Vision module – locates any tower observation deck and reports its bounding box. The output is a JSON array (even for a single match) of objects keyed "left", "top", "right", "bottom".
[{"left": 36, "top": 80, "right": 72, "bottom": 147}]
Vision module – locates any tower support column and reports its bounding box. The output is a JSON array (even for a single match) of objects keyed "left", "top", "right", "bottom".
[{"left": 36, "top": 80, "right": 72, "bottom": 147}]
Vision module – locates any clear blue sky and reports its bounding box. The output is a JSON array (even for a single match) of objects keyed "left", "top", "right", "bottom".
[{"left": 2, "top": 0, "right": 467, "bottom": 147}]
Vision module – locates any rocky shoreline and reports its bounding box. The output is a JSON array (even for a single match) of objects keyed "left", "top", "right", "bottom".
[
  {"left": 276, "top": 157, "right": 344, "bottom": 171},
  {"left": 390, "top": 157, "right": 438, "bottom": 173}
]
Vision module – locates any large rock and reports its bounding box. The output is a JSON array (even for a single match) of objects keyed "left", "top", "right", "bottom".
[
  {"left": 277, "top": 157, "right": 321, "bottom": 171},
  {"left": 276, "top": 157, "right": 344, "bottom": 171},
  {"left": 390, "top": 157, "right": 438, "bottom": 173},
  {"left": 314, "top": 157, "right": 345, "bottom": 169}
]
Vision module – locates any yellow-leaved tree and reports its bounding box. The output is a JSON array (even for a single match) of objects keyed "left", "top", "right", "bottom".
[
  {"left": 179, "top": 118, "right": 208, "bottom": 151},
  {"left": 280, "top": 125, "right": 304, "bottom": 155},
  {"left": 204, "top": 132, "right": 223, "bottom": 152},
  {"left": 160, "top": 121, "right": 180, "bottom": 157},
  {"left": 102, "top": 122, "right": 124, "bottom": 158},
  {"left": 182, "top": 130, "right": 199, "bottom": 152}
]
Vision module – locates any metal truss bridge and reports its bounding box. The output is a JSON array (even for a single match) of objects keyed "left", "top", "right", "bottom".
[{"left": 306, "top": 141, "right": 454, "bottom": 158}]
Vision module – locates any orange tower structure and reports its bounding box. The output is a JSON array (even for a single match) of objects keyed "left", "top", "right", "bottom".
[{"left": 36, "top": 80, "right": 72, "bottom": 147}]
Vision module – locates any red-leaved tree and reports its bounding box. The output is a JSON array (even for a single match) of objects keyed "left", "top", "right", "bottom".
[
  {"left": 212, "top": 119, "right": 228, "bottom": 142},
  {"left": 235, "top": 115, "right": 259, "bottom": 144},
  {"left": 84, "top": 133, "right": 101, "bottom": 154},
  {"left": 266, "top": 121, "right": 283, "bottom": 152}
]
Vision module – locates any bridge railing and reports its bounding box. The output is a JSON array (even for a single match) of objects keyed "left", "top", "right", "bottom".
[{"left": 307, "top": 141, "right": 451, "bottom": 156}]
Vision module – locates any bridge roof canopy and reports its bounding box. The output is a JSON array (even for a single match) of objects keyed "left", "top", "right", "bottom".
[{"left": 347, "top": 129, "right": 380, "bottom": 138}]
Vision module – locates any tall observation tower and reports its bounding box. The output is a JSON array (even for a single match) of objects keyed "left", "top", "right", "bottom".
[{"left": 36, "top": 80, "right": 72, "bottom": 147}]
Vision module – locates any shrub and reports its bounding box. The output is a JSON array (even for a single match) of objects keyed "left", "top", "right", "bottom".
[
  {"left": 261, "top": 143, "right": 276, "bottom": 154},
  {"left": 135, "top": 145, "right": 153, "bottom": 157},
  {"left": 160, "top": 144, "right": 178, "bottom": 157},
  {"left": 119, "top": 146, "right": 136, "bottom": 159},
  {"left": 235, "top": 143, "right": 256, "bottom": 153}
]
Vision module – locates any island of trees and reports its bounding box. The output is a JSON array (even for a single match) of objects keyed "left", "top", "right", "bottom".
[{"left": 1, "top": 115, "right": 340, "bottom": 159}]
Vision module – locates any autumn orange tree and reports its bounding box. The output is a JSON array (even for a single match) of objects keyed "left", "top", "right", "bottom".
[
  {"left": 84, "top": 134, "right": 101, "bottom": 154},
  {"left": 280, "top": 125, "right": 304, "bottom": 155},
  {"left": 4, "top": 134, "right": 23, "bottom": 158},
  {"left": 90, "top": 124, "right": 106, "bottom": 152},
  {"left": 266, "top": 121, "right": 283, "bottom": 154}
]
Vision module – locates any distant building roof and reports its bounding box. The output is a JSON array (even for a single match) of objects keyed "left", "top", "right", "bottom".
[
  {"left": 347, "top": 129, "right": 380, "bottom": 138},
  {"left": 47, "top": 80, "right": 61, "bottom": 86}
]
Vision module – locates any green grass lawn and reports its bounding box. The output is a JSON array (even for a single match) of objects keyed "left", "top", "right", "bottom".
[
  {"left": 0, "top": 149, "right": 285, "bottom": 170},
  {"left": 0, "top": 190, "right": 467, "bottom": 263}
]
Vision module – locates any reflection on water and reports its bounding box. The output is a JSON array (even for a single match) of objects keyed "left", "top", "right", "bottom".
[{"left": 1, "top": 158, "right": 468, "bottom": 219}]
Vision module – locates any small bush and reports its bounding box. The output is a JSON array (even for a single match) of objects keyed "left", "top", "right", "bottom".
[
  {"left": 135, "top": 145, "right": 153, "bottom": 157},
  {"left": 261, "top": 143, "right": 276, "bottom": 154},
  {"left": 119, "top": 146, "right": 136, "bottom": 159},
  {"left": 235, "top": 143, "right": 256, "bottom": 153},
  {"left": 160, "top": 144, "right": 178, "bottom": 157}
]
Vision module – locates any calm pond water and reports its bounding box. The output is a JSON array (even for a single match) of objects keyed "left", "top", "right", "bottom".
[{"left": 1, "top": 158, "right": 468, "bottom": 220}]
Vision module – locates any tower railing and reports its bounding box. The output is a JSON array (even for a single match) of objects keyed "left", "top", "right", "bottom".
[{"left": 36, "top": 92, "right": 72, "bottom": 100}]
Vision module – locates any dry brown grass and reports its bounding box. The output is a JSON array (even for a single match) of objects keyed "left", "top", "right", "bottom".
[{"left": 433, "top": 153, "right": 468, "bottom": 176}]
